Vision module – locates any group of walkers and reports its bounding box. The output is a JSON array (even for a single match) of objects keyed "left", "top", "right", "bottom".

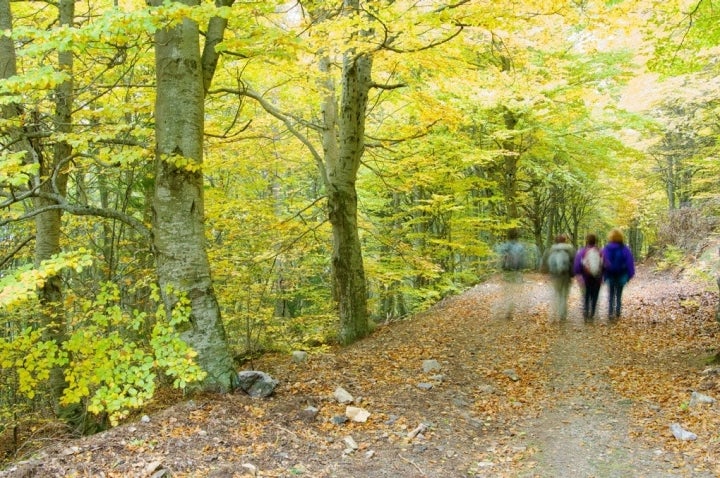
[{"left": 498, "top": 228, "right": 636, "bottom": 322}]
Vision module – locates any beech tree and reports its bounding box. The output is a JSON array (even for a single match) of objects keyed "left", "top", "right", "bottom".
[
  {"left": 0, "top": 0, "right": 81, "bottom": 424},
  {"left": 148, "top": 0, "right": 237, "bottom": 391}
]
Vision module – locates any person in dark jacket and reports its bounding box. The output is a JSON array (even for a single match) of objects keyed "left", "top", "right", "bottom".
[
  {"left": 601, "top": 228, "right": 635, "bottom": 320},
  {"left": 573, "top": 233, "right": 603, "bottom": 321}
]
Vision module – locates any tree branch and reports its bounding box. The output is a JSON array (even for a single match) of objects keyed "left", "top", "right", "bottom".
[
  {"left": 222, "top": 85, "right": 330, "bottom": 188},
  {"left": 201, "top": 0, "right": 237, "bottom": 96},
  {"left": 1, "top": 191, "right": 152, "bottom": 240},
  {"left": 0, "top": 234, "right": 34, "bottom": 269},
  {"left": 365, "top": 120, "right": 439, "bottom": 148},
  {"left": 382, "top": 25, "right": 464, "bottom": 54},
  {"left": 369, "top": 81, "right": 406, "bottom": 90}
]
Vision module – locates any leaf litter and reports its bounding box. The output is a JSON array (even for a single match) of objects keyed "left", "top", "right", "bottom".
[{"left": 2, "top": 266, "right": 719, "bottom": 477}]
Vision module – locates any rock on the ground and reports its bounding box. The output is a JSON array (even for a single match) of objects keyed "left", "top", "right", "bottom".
[
  {"left": 343, "top": 436, "right": 359, "bottom": 450},
  {"left": 333, "top": 386, "right": 354, "bottom": 404},
  {"left": 237, "top": 371, "right": 279, "bottom": 398},
  {"left": 346, "top": 406, "right": 370, "bottom": 422},
  {"left": 689, "top": 391, "right": 716, "bottom": 407},
  {"left": 423, "top": 359, "right": 442, "bottom": 372},
  {"left": 503, "top": 369, "right": 520, "bottom": 381},
  {"left": 330, "top": 415, "right": 348, "bottom": 425},
  {"left": 300, "top": 406, "right": 319, "bottom": 422},
  {"left": 241, "top": 463, "right": 259, "bottom": 476},
  {"left": 670, "top": 423, "right": 697, "bottom": 441}
]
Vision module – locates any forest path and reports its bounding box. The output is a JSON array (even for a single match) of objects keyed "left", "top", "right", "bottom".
[
  {"left": 499, "top": 269, "right": 719, "bottom": 478},
  {"left": 2, "top": 267, "right": 720, "bottom": 477},
  {"left": 518, "top": 321, "right": 653, "bottom": 477}
]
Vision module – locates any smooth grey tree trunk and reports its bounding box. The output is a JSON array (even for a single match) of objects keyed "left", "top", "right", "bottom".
[
  {"left": 325, "top": 0, "right": 372, "bottom": 344},
  {"left": 40, "top": 0, "right": 74, "bottom": 421},
  {"left": 501, "top": 107, "right": 520, "bottom": 221},
  {"left": 151, "top": 1, "right": 236, "bottom": 392},
  {"left": 1, "top": 0, "right": 74, "bottom": 421}
]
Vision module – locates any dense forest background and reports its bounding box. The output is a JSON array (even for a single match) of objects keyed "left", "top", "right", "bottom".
[{"left": 1, "top": 0, "right": 719, "bottom": 442}]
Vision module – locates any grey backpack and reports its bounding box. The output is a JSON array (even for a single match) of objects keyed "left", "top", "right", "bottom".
[{"left": 548, "top": 248, "right": 570, "bottom": 275}]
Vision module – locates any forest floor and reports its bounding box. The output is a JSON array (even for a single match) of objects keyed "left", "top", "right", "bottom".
[{"left": 3, "top": 265, "right": 720, "bottom": 477}]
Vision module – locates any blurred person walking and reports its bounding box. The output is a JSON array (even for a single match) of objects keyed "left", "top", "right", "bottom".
[
  {"left": 542, "top": 234, "right": 576, "bottom": 321},
  {"left": 573, "top": 233, "right": 603, "bottom": 321},
  {"left": 602, "top": 228, "right": 635, "bottom": 320},
  {"left": 496, "top": 228, "right": 528, "bottom": 320}
]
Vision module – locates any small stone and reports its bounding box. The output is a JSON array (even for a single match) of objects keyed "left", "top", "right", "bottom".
[
  {"left": 343, "top": 436, "right": 359, "bottom": 450},
  {"left": 330, "top": 415, "right": 349, "bottom": 425},
  {"left": 502, "top": 369, "right": 520, "bottom": 381},
  {"left": 417, "top": 382, "right": 433, "bottom": 390},
  {"left": 61, "top": 446, "right": 80, "bottom": 456},
  {"left": 237, "top": 371, "right": 279, "bottom": 398},
  {"left": 670, "top": 423, "right": 697, "bottom": 441},
  {"left": 384, "top": 415, "right": 398, "bottom": 425},
  {"left": 407, "top": 423, "right": 427, "bottom": 439},
  {"left": 241, "top": 463, "right": 258, "bottom": 476},
  {"left": 291, "top": 351, "right": 308, "bottom": 363},
  {"left": 422, "top": 359, "right": 442, "bottom": 373},
  {"left": 478, "top": 384, "right": 496, "bottom": 394},
  {"left": 300, "top": 406, "right": 319, "bottom": 422},
  {"left": 333, "top": 387, "right": 354, "bottom": 404},
  {"left": 141, "top": 415, "right": 151, "bottom": 423},
  {"left": 689, "top": 391, "right": 716, "bottom": 407},
  {"left": 142, "top": 461, "right": 163, "bottom": 475},
  {"left": 452, "top": 397, "right": 470, "bottom": 407},
  {"left": 346, "top": 406, "right": 371, "bottom": 422},
  {"left": 365, "top": 450, "right": 375, "bottom": 459}
]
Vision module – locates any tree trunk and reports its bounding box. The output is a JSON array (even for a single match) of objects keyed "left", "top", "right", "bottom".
[
  {"left": 45, "top": 0, "right": 85, "bottom": 428},
  {"left": 1, "top": 0, "right": 74, "bottom": 420},
  {"left": 667, "top": 156, "right": 676, "bottom": 210},
  {"left": 318, "top": 44, "right": 371, "bottom": 344},
  {"left": 152, "top": 3, "right": 236, "bottom": 391},
  {"left": 501, "top": 107, "right": 520, "bottom": 220},
  {"left": 326, "top": 12, "right": 372, "bottom": 343}
]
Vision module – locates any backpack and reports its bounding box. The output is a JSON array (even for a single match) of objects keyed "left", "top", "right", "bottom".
[
  {"left": 501, "top": 242, "right": 524, "bottom": 271},
  {"left": 581, "top": 247, "right": 602, "bottom": 277},
  {"left": 548, "top": 247, "right": 571, "bottom": 275},
  {"left": 605, "top": 246, "right": 627, "bottom": 276}
]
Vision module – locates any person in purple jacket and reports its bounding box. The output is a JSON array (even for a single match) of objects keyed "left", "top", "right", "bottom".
[
  {"left": 573, "top": 233, "right": 603, "bottom": 321},
  {"left": 602, "top": 228, "right": 635, "bottom": 320}
]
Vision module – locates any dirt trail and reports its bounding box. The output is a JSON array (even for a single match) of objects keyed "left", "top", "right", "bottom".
[
  {"left": 2, "top": 267, "right": 719, "bottom": 477},
  {"left": 516, "top": 317, "right": 679, "bottom": 477},
  {"left": 521, "top": 324, "right": 648, "bottom": 477},
  {"left": 503, "top": 271, "right": 717, "bottom": 478}
]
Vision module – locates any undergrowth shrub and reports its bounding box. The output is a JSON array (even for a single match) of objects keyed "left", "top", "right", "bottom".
[
  {"left": 657, "top": 206, "right": 717, "bottom": 255},
  {"left": 655, "top": 245, "right": 685, "bottom": 271},
  {"left": 1, "top": 268, "right": 207, "bottom": 448},
  {"left": 60, "top": 283, "right": 206, "bottom": 425}
]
